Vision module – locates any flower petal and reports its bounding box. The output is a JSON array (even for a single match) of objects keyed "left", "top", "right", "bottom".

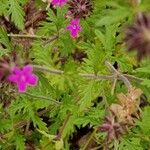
[
  {"left": 8, "top": 74, "right": 18, "bottom": 82},
  {"left": 71, "top": 30, "right": 78, "bottom": 38},
  {"left": 27, "top": 75, "right": 38, "bottom": 86},
  {"left": 17, "top": 81, "right": 27, "bottom": 93},
  {"left": 13, "top": 67, "right": 21, "bottom": 74},
  {"left": 23, "top": 65, "right": 33, "bottom": 75},
  {"left": 74, "top": 18, "right": 80, "bottom": 24},
  {"left": 66, "top": 25, "right": 72, "bottom": 30},
  {"left": 52, "top": 0, "right": 67, "bottom": 6}
]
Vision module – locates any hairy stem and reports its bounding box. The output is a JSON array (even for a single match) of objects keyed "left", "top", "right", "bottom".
[
  {"left": 33, "top": 64, "right": 143, "bottom": 84},
  {"left": 105, "top": 61, "right": 132, "bottom": 90},
  {"left": 31, "top": 62, "right": 144, "bottom": 107},
  {"left": 124, "top": 74, "right": 144, "bottom": 82},
  {"left": 111, "top": 77, "right": 117, "bottom": 95},
  {"left": 79, "top": 73, "right": 115, "bottom": 80},
  {"left": 8, "top": 33, "right": 58, "bottom": 42},
  {"left": 23, "top": 92, "right": 61, "bottom": 105},
  {"left": 33, "top": 65, "right": 64, "bottom": 75},
  {"left": 33, "top": 65, "right": 116, "bottom": 80}
]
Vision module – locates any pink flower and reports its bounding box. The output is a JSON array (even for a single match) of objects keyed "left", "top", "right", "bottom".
[
  {"left": 8, "top": 65, "right": 38, "bottom": 93},
  {"left": 66, "top": 18, "right": 82, "bottom": 38},
  {"left": 52, "top": 0, "right": 68, "bottom": 6}
]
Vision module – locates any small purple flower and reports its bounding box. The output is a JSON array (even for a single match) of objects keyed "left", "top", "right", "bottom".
[
  {"left": 8, "top": 65, "right": 38, "bottom": 93},
  {"left": 51, "top": 0, "right": 68, "bottom": 6},
  {"left": 66, "top": 18, "right": 82, "bottom": 38}
]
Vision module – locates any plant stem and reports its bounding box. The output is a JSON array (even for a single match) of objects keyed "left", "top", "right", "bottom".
[
  {"left": 8, "top": 33, "right": 47, "bottom": 39},
  {"left": 25, "top": 121, "right": 30, "bottom": 136},
  {"left": 111, "top": 77, "right": 117, "bottom": 95},
  {"left": 56, "top": 113, "right": 72, "bottom": 140},
  {"left": 124, "top": 74, "right": 144, "bottom": 82},
  {"left": 33, "top": 64, "right": 143, "bottom": 84},
  {"left": 33, "top": 65, "right": 64, "bottom": 75},
  {"left": 33, "top": 65, "right": 116, "bottom": 80},
  {"left": 81, "top": 128, "right": 97, "bottom": 150},
  {"left": 7, "top": 33, "right": 58, "bottom": 42},
  {"left": 105, "top": 61, "right": 132, "bottom": 90},
  {"left": 90, "top": 145, "right": 102, "bottom": 150},
  {"left": 79, "top": 73, "right": 115, "bottom": 80},
  {"left": 31, "top": 62, "right": 143, "bottom": 107},
  {"left": 24, "top": 92, "right": 61, "bottom": 105}
]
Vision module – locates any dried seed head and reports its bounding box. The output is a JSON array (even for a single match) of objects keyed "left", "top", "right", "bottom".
[
  {"left": 66, "top": 0, "right": 93, "bottom": 19},
  {"left": 100, "top": 115, "right": 124, "bottom": 143},
  {"left": 117, "top": 88, "right": 142, "bottom": 116},
  {"left": 110, "top": 88, "right": 142, "bottom": 124},
  {"left": 125, "top": 13, "right": 150, "bottom": 61}
]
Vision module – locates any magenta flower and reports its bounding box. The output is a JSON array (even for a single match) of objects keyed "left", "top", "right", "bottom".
[
  {"left": 66, "top": 18, "right": 82, "bottom": 38},
  {"left": 8, "top": 65, "right": 38, "bottom": 93},
  {"left": 52, "top": 0, "right": 68, "bottom": 6}
]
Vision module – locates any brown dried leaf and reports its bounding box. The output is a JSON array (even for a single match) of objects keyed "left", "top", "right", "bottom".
[
  {"left": 117, "top": 88, "right": 143, "bottom": 115},
  {"left": 110, "top": 88, "right": 143, "bottom": 124}
]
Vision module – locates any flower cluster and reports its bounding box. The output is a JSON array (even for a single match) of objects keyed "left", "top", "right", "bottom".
[
  {"left": 125, "top": 13, "right": 150, "bottom": 61},
  {"left": 66, "top": 18, "right": 82, "bottom": 38},
  {"left": 44, "top": 0, "right": 83, "bottom": 38},
  {"left": 8, "top": 65, "right": 38, "bottom": 93},
  {"left": 0, "top": 52, "right": 37, "bottom": 93}
]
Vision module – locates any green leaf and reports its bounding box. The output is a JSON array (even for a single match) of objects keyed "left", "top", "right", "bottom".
[
  {"left": 0, "top": 119, "right": 12, "bottom": 133},
  {"left": 96, "top": 7, "right": 131, "bottom": 26},
  {"left": 13, "top": 132, "right": 25, "bottom": 150},
  {"left": 79, "top": 81, "right": 102, "bottom": 111},
  {"left": 136, "top": 107, "right": 150, "bottom": 134},
  {"left": 95, "top": 29, "right": 105, "bottom": 46},
  {"left": 0, "top": 1, "right": 8, "bottom": 16},
  {"left": 0, "top": 27, "right": 12, "bottom": 50},
  {"left": 9, "top": 0, "right": 25, "bottom": 30},
  {"left": 75, "top": 105, "right": 105, "bottom": 127},
  {"left": 119, "top": 137, "right": 144, "bottom": 150},
  {"left": 37, "top": 129, "right": 56, "bottom": 140},
  {"left": 32, "top": 115, "right": 48, "bottom": 132},
  {"left": 55, "top": 139, "right": 64, "bottom": 150},
  {"left": 95, "top": 25, "right": 118, "bottom": 52},
  {"left": 136, "top": 67, "right": 150, "bottom": 74},
  {"left": 61, "top": 115, "right": 76, "bottom": 138},
  {"left": 142, "top": 79, "right": 150, "bottom": 88}
]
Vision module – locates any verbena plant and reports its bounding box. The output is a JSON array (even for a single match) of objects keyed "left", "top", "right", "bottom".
[{"left": 0, "top": 0, "right": 150, "bottom": 149}]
